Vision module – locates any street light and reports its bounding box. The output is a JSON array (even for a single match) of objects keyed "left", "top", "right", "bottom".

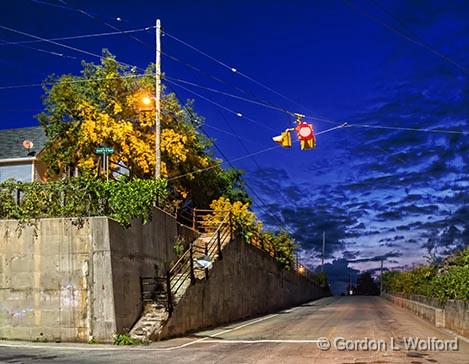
[
  {"left": 141, "top": 95, "right": 153, "bottom": 107},
  {"left": 137, "top": 94, "right": 155, "bottom": 112}
]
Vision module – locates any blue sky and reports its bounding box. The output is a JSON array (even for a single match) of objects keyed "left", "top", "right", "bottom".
[{"left": 0, "top": 0, "right": 467, "bottom": 294}]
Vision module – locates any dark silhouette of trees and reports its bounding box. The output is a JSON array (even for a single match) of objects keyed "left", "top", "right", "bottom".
[{"left": 355, "top": 272, "right": 380, "bottom": 295}]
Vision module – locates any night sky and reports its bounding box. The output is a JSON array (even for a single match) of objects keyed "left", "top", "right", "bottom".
[{"left": 0, "top": 1, "right": 467, "bottom": 294}]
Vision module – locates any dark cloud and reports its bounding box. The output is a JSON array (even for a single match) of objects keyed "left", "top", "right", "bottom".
[
  {"left": 348, "top": 251, "right": 402, "bottom": 264},
  {"left": 316, "top": 259, "right": 360, "bottom": 295}
]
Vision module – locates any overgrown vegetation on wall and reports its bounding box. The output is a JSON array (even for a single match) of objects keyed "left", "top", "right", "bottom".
[
  {"left": 205, "top": 197, "right": 297, "bottom": 270},
  {"left": 382, "top": 247, "right": 469, "bottom": 302},
  {"left": 0, "top": 177, "right": 168, "bottom": 227}
]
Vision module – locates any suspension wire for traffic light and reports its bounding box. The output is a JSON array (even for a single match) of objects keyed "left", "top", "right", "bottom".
[
  {"left": 166, "top": 82, "right": 288, "bottom": 228},
  {"left": 343, "top": 0, "right": 469, "bottom": 76},
  {"left": 165, "top": 78, "right": 278, "bottom": 132},
  {"left": 166, "top": 76, "right": 296, "bottom": 116},
  {"left": 167, "top": 124, "right": 347, "bottom": 182},
  {"left": 348, "top": 123, "right": 468, "bottom": 136},
  {"left": 165, "top": 85, "right": 291, "bottom": 229},
  {"left": 0, "top": 26, "right": 155, "bottom": 46},
  {"left": 162, "top": 51, "right": 294, "bottom": 127}
]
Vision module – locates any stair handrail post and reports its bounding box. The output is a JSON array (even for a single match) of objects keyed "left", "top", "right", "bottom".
[
  {"left": 217, "top": 229, "right": 223, "bottom": 260},
  {"left": 192, "top": 208, "right": 197, "bottom": 230},
  {"left": 189, "top": 243, "right": 196, "bottom": 285},
  {"left": 204, "top": 242, "right": 209, "bottom": 280},
  {"left": 166, "top": 270, "right": 173, "bottom": 317},
  {"left": 229, "top": 210, "right": 233, "bottom": 240}
]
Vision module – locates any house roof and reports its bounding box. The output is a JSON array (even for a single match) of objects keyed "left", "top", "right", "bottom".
[{"left": 0, "top": 126, "right": 48, "bottom": 160}]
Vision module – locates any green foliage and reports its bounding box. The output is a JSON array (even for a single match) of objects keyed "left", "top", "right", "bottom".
[
  {"left": 173, "top": 235, "right": 185, "bottom": 257},
  {"left": 0, "top": 177, "right": 168, "bottom": 227},
  {"left": 315, "top": 271, "right": 329, "bottom": 289},
  {"left": 113, "top": 333, "right": 144, "bottom": 346},
  {"left": 205, "top": 197, "right": 297, "bottom": 269},
  {"left": 262, "top": 230, "right": 297, "bottom": 270},
  {"left": 382, "top": 247, "right": 469, "bottom": 302},
  {"left": 36, "top": 50, "right": 249, "bottom": 209}
]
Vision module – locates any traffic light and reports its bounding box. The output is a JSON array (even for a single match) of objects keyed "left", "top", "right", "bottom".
[
  {"left": 272, "top": 129, "right": 292, "bottom": 148},
  {"left": 296, "top": 122, "right": 316, "bottom": 150},
  {"left": 272, "top": 114, "right": 317, "bottom": 151}
]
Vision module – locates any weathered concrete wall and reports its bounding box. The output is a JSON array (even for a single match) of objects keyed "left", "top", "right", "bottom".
[
  {"left": 384, "top": 294, "right": 445, "bottom": 328},
  {"left": 0, "top": 208, "right": 198, "bottom": 342},
  {"left": 445, "top": 300, "right": 469, "bottom": 337},
  {"left": 0, "top": 218, "right": 93, "bottom": 342},
  {"left": 160, "top": 238, "right": 330, "bottom": 339},
  {"left": 109, "top": 208, "right": 198, "bottom": 334},
  {"left": 384, "top": 294, "right": 469, "bottom": 337}
]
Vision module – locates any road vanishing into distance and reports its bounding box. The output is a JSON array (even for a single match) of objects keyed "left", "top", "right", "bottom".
[{"left": 1, "top": 296, "right": 468, "bottom": 364}]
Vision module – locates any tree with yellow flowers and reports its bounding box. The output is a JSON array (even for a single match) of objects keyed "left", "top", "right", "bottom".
[{"left": 37, "top": 50, "right": 249, "bottom": 208}]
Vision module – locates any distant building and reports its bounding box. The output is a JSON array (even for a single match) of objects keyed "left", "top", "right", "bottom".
[{"left": 0, "top": 126, "right": 48, "bottom": 183}]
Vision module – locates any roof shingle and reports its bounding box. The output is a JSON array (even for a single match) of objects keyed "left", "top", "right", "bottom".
[{"left": 0, "top": 126, "right": 48, "bottom": 160}]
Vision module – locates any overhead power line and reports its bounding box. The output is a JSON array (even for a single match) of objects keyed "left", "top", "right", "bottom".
[
  {"left": 166, "top": 76, "right": 294, "bottom": 115},
  {"left": 163, "top": 31, "right": 333, "bottom": 120},
  {"left": 0, "top": 26, "right": 155, "bottom": 46},
  {"left": 0, "top": 74, "right": 145, "bottom": 90},
  {"left": 0, "top": 24, "right": 147, "bottom": 73},
  {"left": 167, "top": 124, "right": 347, "bottom": 182},
  {"left": 343, "top": 0, "right": 469, "bottom": 76},
  {"left": 164, "top": 78, "right": 278, "bottom": 132},
  {"left": 0, "top": 38, "right": 78, "bottom": 60}
]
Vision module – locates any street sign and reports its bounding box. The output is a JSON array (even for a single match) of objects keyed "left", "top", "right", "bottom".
[{"left": 96, "top": 147, "right": 114, "bottom": 154}]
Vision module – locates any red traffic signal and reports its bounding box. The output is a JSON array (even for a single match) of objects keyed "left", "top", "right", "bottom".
[
  {"left": 296, "top": 123, "right": 314, "bottom": 141},
  {"left": 296, "top": 122, "right": 316, "bottom": 150}
]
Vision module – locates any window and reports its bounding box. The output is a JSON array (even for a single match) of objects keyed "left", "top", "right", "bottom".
[{"left": 0, "top": 163, "right": 32, "bottom": 183}]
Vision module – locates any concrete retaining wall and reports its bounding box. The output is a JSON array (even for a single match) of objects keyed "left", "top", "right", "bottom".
[
  {"left": 159, "top": 237, "right": 330, "bottom": 339},
  {"left": 0, "top": 208, "right": 198, "bottom": 342},
  {"left": 384, "top": 294, "right": 469, "bottom": 337}
]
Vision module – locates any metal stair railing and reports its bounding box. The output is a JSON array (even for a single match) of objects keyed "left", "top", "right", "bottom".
[{"left": 165, "top": 211, "right": 232, "bottom": 317}]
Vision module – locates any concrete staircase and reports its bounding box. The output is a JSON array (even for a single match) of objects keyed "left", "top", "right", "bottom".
[
  {"left": 130, "top": 215, "right": 231, "bottom": 342},
  {"left": 129, "top": 302, "right": 169, "bottom": 342}
]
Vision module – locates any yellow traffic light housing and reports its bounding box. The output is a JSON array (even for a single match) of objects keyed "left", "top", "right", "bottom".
[
  {"left": 272, "top": 130, "right": 292, "bottom": 148},
  {"left": 300, "top": 139, "right": 316, "bottom": 150}
]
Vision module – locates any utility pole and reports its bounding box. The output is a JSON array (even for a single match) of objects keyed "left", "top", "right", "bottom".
[
  {"left": 380, "top": 258, "right": 384, "bottom": 296},
  {"left": 321, "top": 231, "right": 325, "bottom": 272},
  {"left": 155, "top": 18, "right": 162, "bottom": 179}
]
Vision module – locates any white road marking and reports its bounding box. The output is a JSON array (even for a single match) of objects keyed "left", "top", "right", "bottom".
[
  {"left": 0, "top": 311, "right": 285, "bottom": 352},
  {"left": 198, "top": 339, "right": 321, "bottom": 344},
  {"left": 0, "top": 300, "right": 330, "bottom": 353}
]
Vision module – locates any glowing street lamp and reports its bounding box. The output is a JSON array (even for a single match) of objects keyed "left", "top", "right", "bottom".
[{"left": 138, "top": 94, "right": 155, "bottom": 112}]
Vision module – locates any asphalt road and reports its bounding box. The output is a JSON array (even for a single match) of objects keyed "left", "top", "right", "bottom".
[{"left": 0, "top": 296, "right": 468, "bottom": 364}]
